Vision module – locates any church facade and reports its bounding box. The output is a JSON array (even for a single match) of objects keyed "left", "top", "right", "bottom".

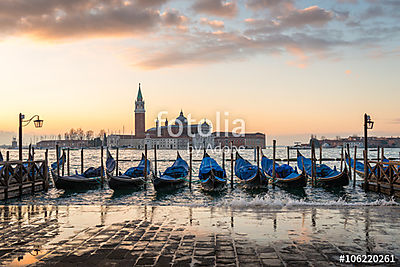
[{"left": 106, "top": 84, "right": 265, "bottom": 149}]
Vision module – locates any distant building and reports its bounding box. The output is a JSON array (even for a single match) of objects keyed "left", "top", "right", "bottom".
[
  {"left": 11, "top": 137, "right": 17, "bottom": 149},
  {"left": 36, "top": 139, "right": 103, "bottom": 149},
  {"left": 36, "top": 140, "right": 90, "bottom": 149},
  {"left": 213, "top": 132, "right": 266, "bottom": 149},
  {"left": 106, "top": 84, "right": 266, "bottom": 149},
  {"left": 311, "top": 136, "right": 400, "bottom": 148}
]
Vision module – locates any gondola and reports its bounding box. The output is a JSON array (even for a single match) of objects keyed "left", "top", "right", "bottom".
[
  {"left": 198, "top": 152, "right": 227, "bottom": 191},
  {"left": 152, "top": 152, "right": 188, "bottom": 191},
  {"left": 297, "top": 151, "right": 349, "bottom": 187},
  {"left": 105, "top": 150, "right": 149, "bottom": 190},
  {"left": 234, "top": 152, "right": 268, "bottom": 189},
  {"left": 51, "top": 166, "right": 103, "bottom": 191},
  {"left": 261, "top": 152, "right": 307, "bottom": 189}
]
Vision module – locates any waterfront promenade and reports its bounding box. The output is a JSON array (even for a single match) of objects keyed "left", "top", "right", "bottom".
[{"left": 0, "top": 205, "right": 399, "bottom": 266}]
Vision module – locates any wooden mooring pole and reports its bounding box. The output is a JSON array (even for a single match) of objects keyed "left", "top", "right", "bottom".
[
  {"left": 189, "top": 146, "right": 192, "bottom": 190},
  {"left": 100, "top": 146, "right": 104, "bottom": 187},
  {"left": 222, "top": 147, "right": 225, "bottom": 172},
  {"left": 363, "top": 150, "right": 368, "bottom": 191},
  {"left": 340, "top": 146, "right": 344, "bottom": 172},
  {"left": 56, "top": 144, "right": 60, "bottom": 178},
  {"left": 353, "top": 146, "right": 357, "bottom": 187},
  {"left": 319, "top": 145, "right": 322, "bottom": 165},
  {"left": 230, "top": 141, "right": 234, "bottom": 189},
  {"left": 154, "top": 145, "right": 157, "bottom": 179},
  {"left": 67, "top": 148, "right": 70, "bottom": 176},
  {"left": 144, "top": 144, "right": 148, "bottom": 190},
  {"left": 272, "top": 140, "right": 276, "bottom": 188},
  {"left": 116, "top": 148, "right": 119, "bottom": 176},
  {"left": 81, "top": 148, "right": 84, "bottom": 174},
  {"left": 287, "top": 147, "right": 290, "bottom": 165},
  {"left": 311, "top": 141, "right": 315, "bottom": 187},
  {"left": 62, "top": 150, "right": 65, "bottom": 176},
  {"left": 346, "top": 144, "right": 351, "bottom": 179},
  {"left": 45, "top": 149, "right": 49, "bottom": 190},
  {"left": 6, "top": 151, "right": 9, "bottom": 161}
]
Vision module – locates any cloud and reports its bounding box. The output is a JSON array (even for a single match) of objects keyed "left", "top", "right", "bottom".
[
  {"left": 132, "top": 30, "right": 349, "bottom": 69},
  {"left": 200, "top": 18, "right": 225, "bottom": 29},
  {"left": 0, "top": 0, "right": 182, "bottom": 40},
  {"left": 279, "top": 6, "right": 334, "bottom": 28},
  {"left": 192, "top": 0, "right": 238, "bottom": 18},
  {"left": 361, "top": 5, "right": 384, "bottom": 19}
]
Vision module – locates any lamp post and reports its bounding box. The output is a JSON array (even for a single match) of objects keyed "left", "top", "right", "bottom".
[
  {"left": 19, "top": 113, "right": 43, "bottom": 161},
  {"left": 363, "top": 113, "right": 373, "bottom": 191},
  {"left": 363, "top": 113, "right": 374, "bottom": 159}
]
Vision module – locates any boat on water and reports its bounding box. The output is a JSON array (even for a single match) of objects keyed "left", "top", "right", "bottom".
[
  {"left": 261, "top": 152, "right": 306, "bottom": 189},
  {"left": 198, "top": 152, "right": 227, "bottom": 191},
  {"left": 106, "top": 150, "right": 150, "bottom": 190},
  {"left": 152, "top": 152, "right": 189, "bottom": 191},
  {"left": 297, "top": 151, "right": 349, "bottom": 187},
  {"left": 51, "top": 153, "right": 103, "bottom": 190},
  {"left": 235, "top": 152, "right": 268, "bottom": 189}
]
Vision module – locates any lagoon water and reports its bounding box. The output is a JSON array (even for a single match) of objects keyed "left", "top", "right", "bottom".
[{"left": 2, "top": 147, "right": 399, "bottom": 207}]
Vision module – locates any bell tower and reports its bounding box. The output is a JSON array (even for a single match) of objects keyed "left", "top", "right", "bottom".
[{"left": 135, "top": 83, "right": 145, "bottom": 137}]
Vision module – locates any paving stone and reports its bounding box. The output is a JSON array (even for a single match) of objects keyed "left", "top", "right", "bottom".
[{"left": 261, "top": 258, "right": 284, "bottom": 267}]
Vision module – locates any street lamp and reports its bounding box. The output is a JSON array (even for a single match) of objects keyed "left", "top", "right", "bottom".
[
  {"left": 364, "top": 113, "right": 374, "bottom": 153},
  {"left": 19, "top": 113, "right": 44, "bottom": 161}
]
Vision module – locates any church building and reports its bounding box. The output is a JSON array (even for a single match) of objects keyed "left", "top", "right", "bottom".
[{"left": 106, "top": 84, "right": 265, "bottom": 149}]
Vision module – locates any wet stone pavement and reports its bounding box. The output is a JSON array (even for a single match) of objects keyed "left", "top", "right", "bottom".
[{"left": 0, "top": 205, "right": 399, "bottom": 266}]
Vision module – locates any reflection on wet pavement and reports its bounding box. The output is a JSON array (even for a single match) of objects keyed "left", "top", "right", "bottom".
[{"left": 0, "top": 205, "right": 399, "bottom": 266}]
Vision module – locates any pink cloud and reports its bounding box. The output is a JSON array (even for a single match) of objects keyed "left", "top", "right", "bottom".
[{"left": 193, "top": 0, "right": 238, "bottom": 18}]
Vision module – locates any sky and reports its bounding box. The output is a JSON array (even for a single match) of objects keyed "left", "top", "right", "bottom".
[{"left": 0, "top": 0, "right": 399, "bottom": 145}]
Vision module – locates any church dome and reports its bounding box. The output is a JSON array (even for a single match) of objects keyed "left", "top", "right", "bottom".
[{"left": 175, "top": 110, "right": 188, "bottom": 125}]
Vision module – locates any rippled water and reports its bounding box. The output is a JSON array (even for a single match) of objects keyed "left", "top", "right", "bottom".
[{"left": 1, "top": 147, "right": 400, "bottom": 207}]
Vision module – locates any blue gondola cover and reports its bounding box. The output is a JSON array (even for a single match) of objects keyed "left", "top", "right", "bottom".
[
  {"left": 163, "top": 156, "right": 188, "bottom": 178},
  {"left": 199, "top": 155, "right": 226, "bottom": 180}
]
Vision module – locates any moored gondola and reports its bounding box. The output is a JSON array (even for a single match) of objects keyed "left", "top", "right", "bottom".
[
  {"left": 51, "top": 161, "right": 103, "bottom": 191},
  {"left": 198, "top": 152, "right": 227, "bottom": 191},
  {"left": 106, "top": 150, "right": 149, "bottom": 190},
  {"left": 261, "top": 151, "right": 306, "bottom": 189},
  {"left": 152, "top": 152, "right": 188, "bottom": 191},
  {"left": 234, "top": 152, "right": 268, "bottom": 189},
  {"left": 297, "top": 151, "right": 349, "bottom": 187}
]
